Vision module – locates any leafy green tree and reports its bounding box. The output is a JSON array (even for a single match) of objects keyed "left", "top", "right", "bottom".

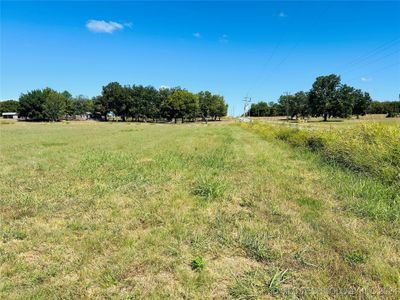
[
  {"left": 278, "top": 93, "right": 308, "bottom": 119},
  {"left": 352, "top": 90, "right": 371, "bottom": 118},
  {"left": 213, "top": 95, "right": 227, "bottom": 120},
  {"left": 127, "top": 85, "right": 142, "bottom": 121},
  {"left": 128, "top": 85, "right": 160, "bottom": 121},
  {"left": 183, "top": 92, "right": 199, "bottom": 121},
  {"left": 160, "top": 87, "right": 180, "bottom": 121},
  {"left": 162, "top": 90, "right": 196, "bottom": 123},
  {"left": 102, "top": 82, "right": 129, "bottom": 121},
  {"left": 249, "top": 101, "right": 270, "bottom": 117},
  {"left": 143, "top": 86, "right": 161, "bottom": 121},
  {"left": 198, "top": 91, "right": 213, "bottom": 121},
  {"left": 43, "top": 90, "right": 66, "bottom": 121},
  {"left": 308, "top": 74, "right": 341, "bottom": 121},
  {"left": 61, "top": 91, "right": 74, "bottom": 116},
  {"left": 367, "top": 101, "right": 385, "bottom": 114},
  {"left": 367, "top": 100, "right": 399, "bottom": 116},
  {"left": 93, "top": 95, "right": 109, "bottom": 121},
  {"left": 0, "top": 100, "right": 19, "bottom": 114},
  {"left": 19, "top": 88, "right": 67, "bottom": 121},
  {"left": 72, "top": 95, "right": 93, "bottom": 116},
  {"left": 198, "top": 92, "right": 227, "bottom": 121},
  {"left": 334, "top": 84, "right": 356, "bottom": 118},
  {"left": 267, "top": 102, "right": 285, "bottom": 116},
  {"left": 293, "top": 91, "right": 309, "bottom": 118},
  {"left": 278, "top": 94, "right": 295, "bottom": 119},
  {"left": 19, "top": 89, "right": 47, "bottom": 120}
]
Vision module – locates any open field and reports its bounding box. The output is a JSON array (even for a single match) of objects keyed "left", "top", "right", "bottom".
[
  {"left": 251, "top": 114, "right": 400, "bottom": 130},
  {"left": 1, "top": 121, "right": 399, "bottom": 299}
]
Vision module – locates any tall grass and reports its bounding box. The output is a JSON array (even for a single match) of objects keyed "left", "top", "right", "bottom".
[{"left": 239, "top": 122, "right": 400, "bottom": 186}]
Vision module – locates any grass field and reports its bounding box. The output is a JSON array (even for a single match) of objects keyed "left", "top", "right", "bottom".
[
  {"left": 251, "top": 114, "right": 400, "bottom": 130},
  {"left": 1, "top": 121, "right": 399, "bottom": 299}
]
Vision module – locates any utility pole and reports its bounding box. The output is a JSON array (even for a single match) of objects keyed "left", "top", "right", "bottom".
[
  {"left": 243, "top": 96, "right": 251, "bottom": 117},
  {"left": 284, "top": 91, "right": 290, "bottom": 120}
]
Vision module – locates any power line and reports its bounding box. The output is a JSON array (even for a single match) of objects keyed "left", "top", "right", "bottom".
[
  {"left": 346, "top": 61, "right": 400, "bottom": 82},
  {"left": 247, "top": 3, "right": 330, "bottom": 99},
  {"left": 340, "top": 49, "right": 400, "bottom": 76},
  {"left": 338, "top": 37, "right": 400, "bottom": 73},
  {"left": 248, "top": 43, "right": 281, "bottom": 95}
]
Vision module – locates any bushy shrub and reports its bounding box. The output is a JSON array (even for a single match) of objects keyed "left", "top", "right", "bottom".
[{"left": 304, "top": 136, "right": 325, "bottom": 151}]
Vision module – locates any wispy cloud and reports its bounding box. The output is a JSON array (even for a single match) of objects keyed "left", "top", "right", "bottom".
[
  {"left": 219, "top": 34, "right": 229, "bottom": 43},
  {"left": 278, "top": 12, "right": 287, "bottom": 18},
  {"left": 86, "top": 20, "right": 127, "bottom": 33},
  {"left": 124, "top": 22, "right": 133, "bottom": 29},
  {"left": 361, "top": 77, "right": 372, "bottom": 82},
  {"left": 193, "top": 32, "right": 201, "bottom": 39}
]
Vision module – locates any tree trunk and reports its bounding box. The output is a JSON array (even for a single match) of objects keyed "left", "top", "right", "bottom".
[{"left": 323, "top": 113, "right": 328, "bottom": 122}]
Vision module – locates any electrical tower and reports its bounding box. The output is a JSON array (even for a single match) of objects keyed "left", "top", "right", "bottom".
[{"left": 243, "top": 96, "right": 251, "bottom": 117}]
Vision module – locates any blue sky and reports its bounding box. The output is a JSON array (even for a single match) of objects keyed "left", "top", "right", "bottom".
[{"left": 1, "top": 1, "right": 399, "bottom": 115}]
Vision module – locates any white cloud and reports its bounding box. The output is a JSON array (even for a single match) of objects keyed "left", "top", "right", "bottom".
[
  {"left": 159, "top": 85, "right": 170, "bottom": 90},
  {"left": 86, "top": 20, "right": 125, "bottom": 33},
  {"left": 193, "top": 32, "right": 201, "bottom": 39},
  {"left": 278, "top": 12, "right": 287, "bottom": 18},
  {"left": 219, "top": 34, "right": 229, "bottom": 43},
  {"left": 361, "top": 77, "right": 372, "bottom": 82}
]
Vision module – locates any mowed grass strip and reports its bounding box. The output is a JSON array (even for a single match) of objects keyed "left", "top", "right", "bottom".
[{"left": 0, "top": 122, "right": 399, "bottom": 299}]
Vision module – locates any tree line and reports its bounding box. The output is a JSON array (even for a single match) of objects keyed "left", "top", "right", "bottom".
[
  {"left": 95, "top": 83, "right": 227, "bottom": 123},
  {"left": 1, "top": 83, "right": 228, "bottom": 122},
  {"left": 367, "top": 101, "right": 400, "bottom": 117},
  {"left": 249, "top": 74, "right": 399, "bottom": 120}
]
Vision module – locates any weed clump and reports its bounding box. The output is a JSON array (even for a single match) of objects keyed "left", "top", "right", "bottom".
[
  {"left": 193, "top": 176, "right": 226, "bottom": 201},
  {"left": 229, "top": 269, "right": 291, "bottom": 298},
  {"left": 191, "top": 256, "right": 205, "bottom": 271},
  {"left": 2, "top": 229, "right": 27, "bottom": 241},
  {"left": 344, "top": 251, "right": 367, "bottom": 265},
  {"left": 267, "top": 268, "right": 289, "bottom": 295},
  {"left": 239, "top": 228, "right": 277, "bottom": 262},
  {"left": 229, "top": 270, "right": 266, "bottom": 298}
]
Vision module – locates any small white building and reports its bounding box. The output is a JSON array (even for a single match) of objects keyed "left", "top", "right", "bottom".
[{"left": 2, "top": 112, "right": 18, "bottom": 119}]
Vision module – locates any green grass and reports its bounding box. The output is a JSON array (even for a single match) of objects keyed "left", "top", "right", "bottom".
[
  {"left": 1, "top": 121, "right": 399, "bottom": 298},
  {"left": 252, "top": 114, "right": 400, "bottom": 129},
  {"left": 239, "top": 120, "right": 400, "bottom": 187}
]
